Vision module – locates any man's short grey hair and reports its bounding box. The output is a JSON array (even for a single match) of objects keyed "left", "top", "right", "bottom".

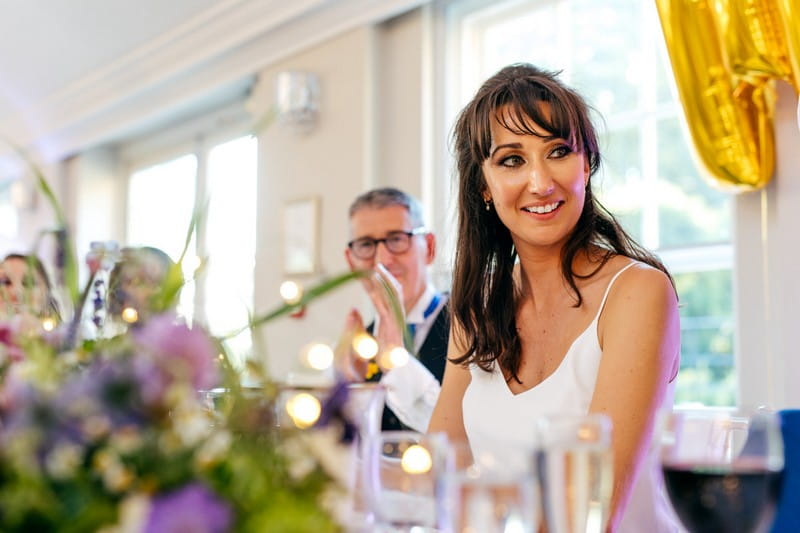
[{"left": 348, "top": 187, "right": 426, "bottom": 228}]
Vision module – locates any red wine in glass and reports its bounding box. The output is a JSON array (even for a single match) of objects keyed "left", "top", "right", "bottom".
[
  {"left": 662, "top": 462, "right": 782, "bottom": 533},
  {"left": 660, "top": 409, "right": 784, "bottom": 533}
]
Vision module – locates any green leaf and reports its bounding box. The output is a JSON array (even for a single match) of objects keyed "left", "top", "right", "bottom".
[{"left": 227, "top": 270, "right": 369, "bottom": 338}]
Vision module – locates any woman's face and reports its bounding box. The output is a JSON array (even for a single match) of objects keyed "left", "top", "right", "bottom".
[
  {"left": 0, "top": 257, "right": 48, "bottom": 315},
  {"left": 481, "top": 105, "right": 589, "bottom": 255}
]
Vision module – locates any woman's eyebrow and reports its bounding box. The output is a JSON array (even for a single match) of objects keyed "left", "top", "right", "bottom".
[{"left": 489, "top": 142, "right": 522, "bottom": 157}]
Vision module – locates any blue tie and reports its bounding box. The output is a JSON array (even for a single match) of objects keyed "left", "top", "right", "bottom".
[{"left": 406, "top": 293, "right": 441, "bottom": 350}]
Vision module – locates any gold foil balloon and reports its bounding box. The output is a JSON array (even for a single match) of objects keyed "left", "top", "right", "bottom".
[
  {"left": 776, "top": 0, "right": 800, "bottom": 89},
  {"left": 714, "top": 0, "right": 795, "bottom": 84},
  {"left": 656, "top": 0, "right": 775, "bottom": 190}
]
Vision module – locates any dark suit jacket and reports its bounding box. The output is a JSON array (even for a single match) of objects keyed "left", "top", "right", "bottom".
[{"left": 368, "top": 303, "right": 450, "bottom": 431}]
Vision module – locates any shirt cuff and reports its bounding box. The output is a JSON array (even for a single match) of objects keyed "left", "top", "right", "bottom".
[{"left": 381, "top": 357, "right": 441, "bottom": 432}]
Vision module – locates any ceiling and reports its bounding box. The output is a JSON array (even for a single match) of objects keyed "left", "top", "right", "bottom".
[
  {"left": 0, "top": 0, "right": 235, "bottom": 168},
  {"left": 0, "top": 0, "right": 220, "bottom": 121},
  {"left": 0, "top": 0, "right": 426, "bottom": 173}
]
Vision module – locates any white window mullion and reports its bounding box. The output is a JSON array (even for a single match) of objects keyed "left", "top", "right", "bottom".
[
  {"left": 192, "top": 135, "right": 209, "bottom": 327},
  {"left": 640, "top": 2, "right": 659, "bottom": 250}
]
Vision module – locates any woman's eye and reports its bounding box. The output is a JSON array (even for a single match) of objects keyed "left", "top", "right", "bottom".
[
  {"left": 499, "top": 155, "right": 524, "bottom": 167},
  {"left": 549, "top": 145, "right": 573, "bottom": 159}
]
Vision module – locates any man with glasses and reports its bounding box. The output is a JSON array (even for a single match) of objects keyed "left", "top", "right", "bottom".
[{"left": 341, "top": 187, "right": 449, "bottom": 432}]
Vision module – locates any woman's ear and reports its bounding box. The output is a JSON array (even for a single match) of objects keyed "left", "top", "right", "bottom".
[
  {"left": 583, "top": 160, "right": 590, "bottom": 187},
  {"left": 424, "top": 233, "right": 436, "bottom": 265}
]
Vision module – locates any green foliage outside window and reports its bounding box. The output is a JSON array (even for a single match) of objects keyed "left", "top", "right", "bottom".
[{"left": 673, "top": 270, "right": 736, "bottom": 406}]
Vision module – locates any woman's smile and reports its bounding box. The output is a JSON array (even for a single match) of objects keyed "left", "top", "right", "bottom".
[{"left": 522, "top": 200, "right": 563, "bottom": 216}]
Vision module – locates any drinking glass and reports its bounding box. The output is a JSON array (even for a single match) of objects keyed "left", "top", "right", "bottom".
[
  {"left": 660, "top": 408, "right": 784, "bottom": 533},
  {"left": 534, "top": 413, "right": 614, "bottom": 533},
  {"left": 438, "top": 441, "right": 539, "bottom": 533},
  {"left": 362, "top": 430, "right": 452, "bottom": 532},
  {"left": 276, "top": 383, "right": 386, "bottom": 531}
]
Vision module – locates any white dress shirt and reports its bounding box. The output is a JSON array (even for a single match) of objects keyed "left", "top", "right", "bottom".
[{"left": 380, "top": 285, "right": 446, "bottom": 432}]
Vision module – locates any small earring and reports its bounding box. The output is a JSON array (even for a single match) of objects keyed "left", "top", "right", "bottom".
[{"left": 484, "top": 198, "right": 492, "bottom": 211}]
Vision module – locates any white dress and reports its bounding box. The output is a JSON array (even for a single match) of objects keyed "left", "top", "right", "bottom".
[{"left": 462, "top": 262, "right": 679, "bottom": 532}]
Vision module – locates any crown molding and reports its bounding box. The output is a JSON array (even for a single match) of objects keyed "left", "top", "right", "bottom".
[{"left": 1, "top": 0, "right": 427, "bottom": 165}]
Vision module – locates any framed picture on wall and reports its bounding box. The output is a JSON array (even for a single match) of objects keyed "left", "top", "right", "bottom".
[{"left": 283, "top": 196, "right": 320, "bottom": 275}]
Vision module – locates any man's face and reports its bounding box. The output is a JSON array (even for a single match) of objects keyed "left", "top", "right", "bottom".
[{"left": 346, "top": 204, "right": 435, "bottom": 312}]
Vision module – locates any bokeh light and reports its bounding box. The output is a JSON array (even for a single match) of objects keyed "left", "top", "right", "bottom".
[
  {"left": 378, "top": 346, "right": 409, "bottom": 370},
  {"left": 121, "top": 307, "right": 139, "bottom": 323},
  {"left": 352, "top": 333, "right": 378, "bottom": 360},
  {"left": 279, "top": 280, "right": 303, "bottom": 305},
  {"left": 285, "top": 392, "right": 321, "bottom": 428},
  {"left": 304, "top": 342, "right": 334, "bottom": 370},
  {"left": 401, "top": 444, "right": 432, "bottom": 474}
]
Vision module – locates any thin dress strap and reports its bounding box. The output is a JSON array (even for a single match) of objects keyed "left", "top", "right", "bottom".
[{"left": 593, "top": 261, "right": 638, "bottom": 323}]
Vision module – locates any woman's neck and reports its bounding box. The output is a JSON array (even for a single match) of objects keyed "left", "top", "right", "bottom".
[{"left": 516, "top": 246, "right": 601, "bottom": 310}]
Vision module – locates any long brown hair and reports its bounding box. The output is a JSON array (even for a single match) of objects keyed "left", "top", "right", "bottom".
[
  {"left": 450, "top": 63, "right": 671, "bottom": 381},
  {"left": 2, "top": 253, "right": 61, "bottom": 319}
]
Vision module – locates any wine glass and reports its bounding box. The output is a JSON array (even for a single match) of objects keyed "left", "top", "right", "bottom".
[
  {"left": 534, "top": 413, "right": 614, "bottom": 533},
  {"left": 660, "top": 408, "right": 784, "bottom": 533}
]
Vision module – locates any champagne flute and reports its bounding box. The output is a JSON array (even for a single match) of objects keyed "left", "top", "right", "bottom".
[
  {"left": 534, "top": 413, "right": 614, "bottom": 533},
  {"left": 660, "top": 408, "right": 784, "bottom": 533}
]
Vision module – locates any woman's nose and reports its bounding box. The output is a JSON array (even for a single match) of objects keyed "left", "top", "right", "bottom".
[{"left": 528, "top": 163, "right": 554, "bottom": 195}]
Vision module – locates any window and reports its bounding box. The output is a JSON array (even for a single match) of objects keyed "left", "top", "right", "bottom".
[
  {"left": 447, "top": 0, "right": 735, "bottom": 405},
  {"left": 204, "top": 136, "right": 258, "bottom": 359},
  {"left": 126, "top": 134, "right": 258, "bottom": 367},
  {"left": 128, "top": 154, "right": 198, "bottom": 321}
]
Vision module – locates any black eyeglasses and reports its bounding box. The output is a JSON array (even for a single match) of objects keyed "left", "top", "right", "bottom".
[{"left": 347, "top": 227, "right": 428, "bottom": 260}]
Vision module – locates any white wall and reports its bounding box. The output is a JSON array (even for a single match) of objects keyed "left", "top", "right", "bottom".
[
  {"left": 735, "top": 81, "right": 800, "bottom": 409},
  {"left": 249, "top": 27, "right": 373, "bottom": 379},
  {"left": 249, "top": 17, "right": 435, "bottom": 379},
  {"left": 64, "top": 148, "right": 126, "bottom": 280},
  {"left": 5, "top": 159, "right": 63, "bottom": 281}
]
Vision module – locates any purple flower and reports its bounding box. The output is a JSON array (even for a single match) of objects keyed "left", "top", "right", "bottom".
[
  {"left": 0, "top": 365, "right": 35, "bottom": 417},
  {"left": 145, "top": 483, "right": 231, "bottom": 533},
  {"left": 133, "top": 313, "right": 219, "bottom": 392},
  {"left": 71, "top": 358, "right": 147, "bottom": 428},
  {"left": 314, "top": 381, "right": 356, "bottom": 444}
]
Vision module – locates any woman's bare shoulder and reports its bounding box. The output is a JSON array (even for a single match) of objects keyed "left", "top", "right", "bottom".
[
  {"left": 613, "top": 259, "right": 674, "bottom": 294},
  {"left": 602, "top": 258, "right": 678, "bottom": 326}
]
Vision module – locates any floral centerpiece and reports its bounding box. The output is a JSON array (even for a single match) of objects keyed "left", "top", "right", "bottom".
[{"left": 0, "top": 154, "right": 378, "bottom": 532}]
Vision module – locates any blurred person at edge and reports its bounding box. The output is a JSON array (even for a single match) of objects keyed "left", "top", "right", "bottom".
[
  {"left": 338, "top": 187, "right": 450, "bottom": 432},
  {"left": 0, "top": 253, "right": 60, "bottom": 322},
  {"left": 428, "top": 64, "right": 681, "bottom": 532},
  {"left": 107, "top": 246, "right": 176, "bottom": 331}
]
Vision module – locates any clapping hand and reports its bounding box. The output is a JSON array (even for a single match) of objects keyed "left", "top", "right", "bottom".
[
  {"left": 363, "top": 264, "right": 406, "bottom": 350},
  {"left": 333, "top": 264, "right": 407, "bottom": 382},
  {"left": 333, "top": 308, "right": 371, "bottom": 382}
]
